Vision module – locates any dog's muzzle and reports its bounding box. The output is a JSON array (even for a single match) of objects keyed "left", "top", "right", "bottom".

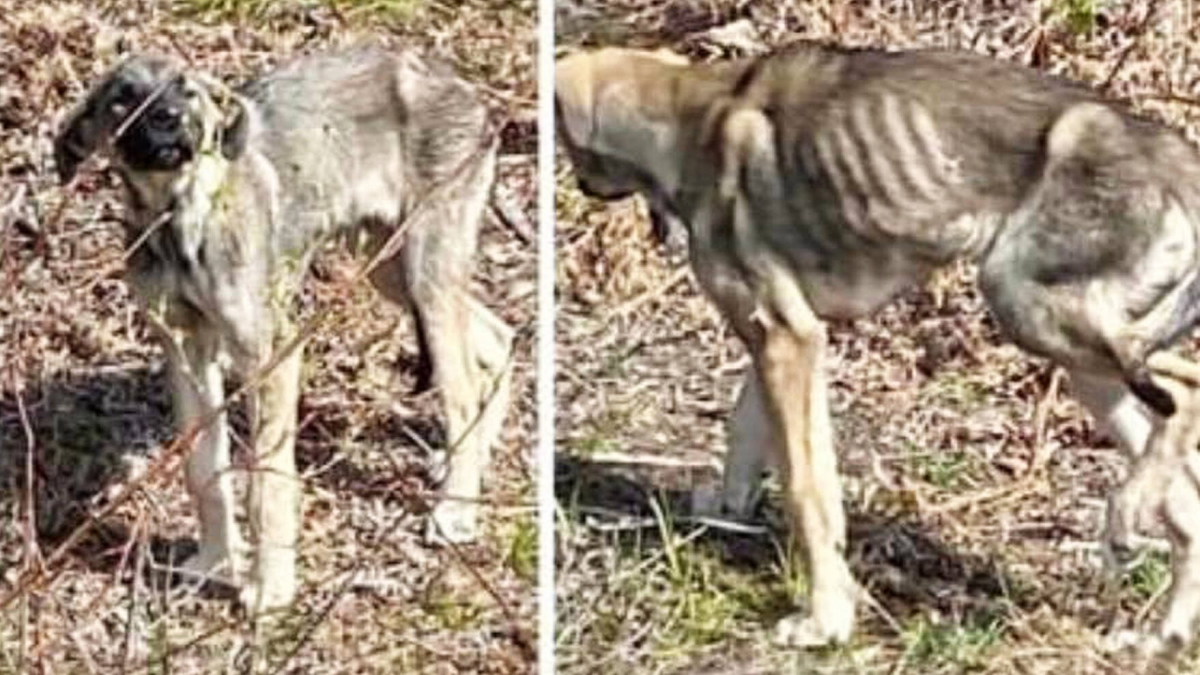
[{"left": 155, "top": 143, "right": 195, "bottom": 168}]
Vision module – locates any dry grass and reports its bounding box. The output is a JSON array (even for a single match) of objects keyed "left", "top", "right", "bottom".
[
  {"left": 554, "top": 1, "right": 1200, "bottom": 673},
  {"left": 0, "top": 0, "right": 536, "bottom": 672}
]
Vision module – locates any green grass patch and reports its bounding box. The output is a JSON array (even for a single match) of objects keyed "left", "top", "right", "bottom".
[
  {"left": 640, "top": 496, "right": 791, "bottom": 650},
  {"left": 425, "top": 597, "right": 484, "bottom": 631},
  {"left": 1053, "top": 0, "right": 1099, "bottom": 35},
  {"left": 901, "top": 613, "right": 1005, "bottom": 671},
  {"left": 505, "top": 516, "right": 537, "bottom": 583},
  {"left": 1125, "top": 549, "right": 1170, "bottom": 601}
]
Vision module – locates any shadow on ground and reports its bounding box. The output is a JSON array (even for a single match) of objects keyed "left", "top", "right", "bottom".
[
  {"left": 0, "top": 361, "right": 445, "bottom": 577},
  {"left": 556, "top": 453, "right": 1036, "bottom": 628}
]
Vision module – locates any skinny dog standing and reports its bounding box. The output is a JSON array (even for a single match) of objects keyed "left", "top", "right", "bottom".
[
  {"left": 557, "top": 43, "right": 1200, "bottom": 657},
  {"left": 56, "top": 48, "right": 514, "bottom": 613}
]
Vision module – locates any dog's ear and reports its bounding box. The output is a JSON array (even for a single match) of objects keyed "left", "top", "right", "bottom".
[
  {"left": 54, "top": 99, "right": 103, "bottom": 184},
  {"left": 220, "top": 91, "right": 260, "bottom": 159},
  {"left": 220, "top": 101, "right": 250, "bottom": 160},
  {"left": 555, "top": 52, "right": 597, "bottom": 148},
  {"left": 556, "top": 49, "right": 681, "bottom": 157},
  {"left": 54, "top": 56, "right": 150, "bottom": 184}
]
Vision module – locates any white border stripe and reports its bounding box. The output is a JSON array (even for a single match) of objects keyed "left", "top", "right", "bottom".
[{"left": 535, "top": 0, "right": 556, "bottom": 671}]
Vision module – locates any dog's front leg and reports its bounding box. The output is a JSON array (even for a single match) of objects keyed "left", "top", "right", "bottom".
[
  {"left": 753, "top": 305, "right": 856, "bottom": 647},
  {"left": 241, "top": 337, "right": 303, "bottom": 614},
  {"left": 163, "top": 328, "right": 247, "bottom": 584}
]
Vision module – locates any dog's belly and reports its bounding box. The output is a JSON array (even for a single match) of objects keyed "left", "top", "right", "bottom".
[
  {"left": 798, "top": 252, "right": 933, "bottom": 320},
  {"left": 769, "top": 211, "right": 1001, "bottom": 320}
]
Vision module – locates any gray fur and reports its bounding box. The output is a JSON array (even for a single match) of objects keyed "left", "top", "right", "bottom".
[
  {"left": 559, "top": 42, "right": 1200, "bottom": 413},
  {"left": 557, "top": 41, "right": 1200, "bottom": 653},
  {"left": 57, "top": 47, "right": 514, "bottom": 611}
]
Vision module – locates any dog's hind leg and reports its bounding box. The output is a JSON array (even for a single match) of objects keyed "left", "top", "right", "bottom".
[
  {"left": 1070, "top": 371, "right": 1155, "bottom": 459},
  {"left": 694, "top": 369, "right": 773, "bottom": 520},
  {"left": 241, "top": 336, "right": 303, "bottom": 613},
  {"left": 403, "top": 284, "right": 512, "bottom": 545},
  {"left": 162, "top": 326, "right": 247, "bottom": 585},
  {"left": 369, "top": 174, "right": 513, "bottom": 545}
]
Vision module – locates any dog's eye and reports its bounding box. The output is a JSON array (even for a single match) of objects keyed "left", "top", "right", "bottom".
[
  {"left": 116, "top": 83, "right": 137, "bottom": 101},
  {"left": 173, "top": 75, "right": 198, "bottom": 99}
]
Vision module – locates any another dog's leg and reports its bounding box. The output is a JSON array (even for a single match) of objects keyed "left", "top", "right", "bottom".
[
  {"left": 1091, "top": 359, "right": 1200, "bottom": 656},
  {"left": 694, "top": 368, "right": 772, "bottom": 519},
  {"left": 753, "top": 306, "right": 856, "bottom": 647},
  {"left": 241, "top": 339, "right": 303, "bottom": 613},
  {"left": 164, "top": 328, "right": 246, "bottom": 583},
  {"left": 1071, "top": 370, "right": 1162, "bottom": 569},
  {"left": 1157, "top": 452, "right": 1200, "bottom": 654},
  {"left": 1098, "top": 355, "right": 1200, "bottom": 570},
  {"left": 1138, "top": 359, "right": 1200, "bottom": 653}
]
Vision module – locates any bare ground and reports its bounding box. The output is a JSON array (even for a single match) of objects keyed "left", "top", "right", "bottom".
[
  {"left": 0, "top": 1, "right": 536, "bottom": 673},
  {"left": 554, "top": 1, "right": 1200, "bottom": 673}
]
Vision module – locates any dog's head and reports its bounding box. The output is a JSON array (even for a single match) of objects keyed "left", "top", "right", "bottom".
[
  {"left": 555, "top": 48, "right": 689, "bottom": 202},
  {"left": 55, "top": 53, "right": 251, "bottom": 184}
]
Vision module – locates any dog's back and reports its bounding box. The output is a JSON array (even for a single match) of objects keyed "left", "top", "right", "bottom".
[
  {"left": 730, "top": 44, "right": 1134, "bottom": 256},
  {"left": 237, "top": 48, "right": 493, "bottom": 243}
]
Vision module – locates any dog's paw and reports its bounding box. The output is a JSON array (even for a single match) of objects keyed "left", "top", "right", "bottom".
[
  {"left": 238, "top": 578, "right": 296, "bottom": 616},
  {"left": 773, "top": 611, "right": 853, "bottom": 649},
  {"left": 179, "top": 545, "right": 245, "bottom": 587},
  {"left": 426, "top": 500, "right": 479, "bottom": 545},
  {"left": 690, "top": 485, "right": 758, "bottom": 521},
  {"left": 1102, "top": 629, "right": 1181, "bottom": 672}
]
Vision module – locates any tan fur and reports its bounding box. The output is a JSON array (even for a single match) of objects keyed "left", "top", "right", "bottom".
[{"left": 557, "top": 43, "right": 1200, "bottom": 655}]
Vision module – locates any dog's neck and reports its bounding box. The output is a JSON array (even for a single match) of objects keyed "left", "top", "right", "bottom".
[{"left": 120, "top": 143, "right": 235, "bottom": 262}]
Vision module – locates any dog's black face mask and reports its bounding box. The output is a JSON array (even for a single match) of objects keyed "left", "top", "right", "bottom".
[
  {"left": 111, "top": 74, "right": 202, "bottom": 173},
  {"left": 55, "top": 55, "right": 211, "bottom": 182}
]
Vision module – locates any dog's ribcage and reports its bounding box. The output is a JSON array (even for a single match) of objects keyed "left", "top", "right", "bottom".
[{"left": 717, "top": 48, "right": 1127, "bottom": 315}]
